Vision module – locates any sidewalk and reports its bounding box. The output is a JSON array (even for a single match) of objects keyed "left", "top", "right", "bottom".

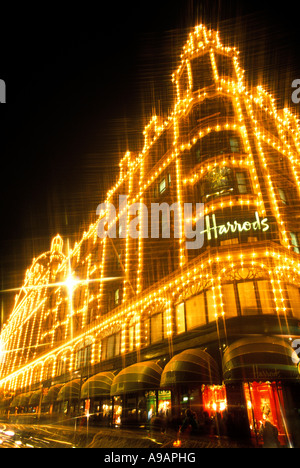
[{"left": 83, "top": 426, "right": 254, "bottom": 448}]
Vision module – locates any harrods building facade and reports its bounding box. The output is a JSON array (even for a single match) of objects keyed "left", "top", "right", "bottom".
[{"left": 1, "top": 25, "right": 300, "bottom": 445}]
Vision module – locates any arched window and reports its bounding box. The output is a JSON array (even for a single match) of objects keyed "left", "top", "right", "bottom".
[
  {"left": 74, "top": 339, "right": 93, "bottom": 370},
  {"left": 190, "top": 53, "right": 214, "bottom": 91},
  {"left": 175, "top": 288, "right": 215, "bottom": 335}
]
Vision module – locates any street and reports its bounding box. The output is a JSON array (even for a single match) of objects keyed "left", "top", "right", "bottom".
[
  {"left": 0, "top": 421, "right": 252, "bottom": 448},
  {"left": 0, "top": 423, "right": 77, "bottom": 448}
]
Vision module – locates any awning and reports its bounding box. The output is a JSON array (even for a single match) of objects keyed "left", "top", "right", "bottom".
[
  {"left": 29, "top": 390, "right": 42, "bottom": 407},
  {"left": 222, "top": 335, "right": 300, "bottom": 382},
  {"left": 0, "top": 397, "right": 12, "bottom": 409},
  {"left": 160, "top": 348, "right": 220, "bottom": 388},
  {"left": 111, "top": 361, "right": 163, "bottom": 396},
  {"left": 10, "top": 395, "right": 21, "bottom": 408},
  {"left": 42, "top": 384, "right": 63, "bottom": 404},
  {"left": 81, "top": 371, "right": 116, "bottom": 399},
  {"left": 19, "top": 392, "right": 34, "bottom": 407},
  {"left": 57, "top": 379, "right": 81, "bottom": 402}
]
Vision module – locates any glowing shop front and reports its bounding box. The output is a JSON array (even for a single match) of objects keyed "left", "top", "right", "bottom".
[{"left": 223, "top": 336, "right": 300, "bottom": 446}]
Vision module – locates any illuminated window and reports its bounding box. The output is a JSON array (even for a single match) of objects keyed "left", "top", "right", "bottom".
[
  {"left": 222, "top": 280, "right": 275, "bottom": 317},
  {"left": 115, "top": 288, "right": 120, "bottom": 306},
  {"left": 229, "top": 137, "right": 240, "bottom": 153},
  {"left": 257, "top": 280, "right": 274, "bottom": 314},
  {"left": 190, "top": 53, "right": 214, "bottom": 91},
  {"left": 206, "top": 289, "right": 216, "bottom": 321},
  {"left": 185, "top": 293, "right": 206, "bottom": 329},
  {"left": 175, "top": 290, "right": 216, "bottom": 335},
  {"left": 290, "top": 232, "right": 300, "bottom": 253},
  {"left": 75, "top": 344, "right": 91, "bottom": 370},
  {"left": 129, "top": 324, "right": 138, "bottom": 351},
  {"left": 236, "top": 172, "right": 248, "bottom": 194},
  {"left": 106, "top": 335, "right": 115, "bottom": 360},
  {"left": 178, "top": 64, "right": 190, "bottom": 99},
  {"left": 176, "top": 303, "right": 186, "bottom": 334},
  {"left": 222, "top": 284, "right": 238, "bottom": 318},
  {"left": 151, "top": 313, "right": 163, "bottom": 344},
  {"left": 159, "top": 178, "right": 167, "bottom": 194},
  {"left": 115, "top": 333, "right": 121, "bottom": 356},
  {"left": 286, "top": 285, "right": 300, "bottom": 319},
  {"left": 201, "top": 166, "right": 234, "bottom": 203},
  {"left": 278, "top": 188, "right": 287, "bottom": 205},
  {"left": 155, "top": 173, "right": 171, "bottom": 198},
  {"left": 220, "top": 237, "right": 239, "bottom": 246},
  {"left": 101, "top": 332, "right": 121, "bottom": 361},
  {"left": 237, "top": 282, "right": 258, "bottom": 315},
  {"left": 214, "top": 53, "right": 236, "bottom": 80},
  {"left": 57, "top": 356, "right": 69, "bottom": 376},
  {"left": 244, "top": 382, "right": 288, "bottom": 447}
]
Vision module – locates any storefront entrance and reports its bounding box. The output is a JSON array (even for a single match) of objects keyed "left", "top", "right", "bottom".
[
  {"left": 202, "top": 384, "right": 227, "bottom": 416},
  {"left": 244, "top": 382, "right": 291, "bottom": 447},
  {"left": 146, "top": 390, "right": 171, "bottom": 420}
]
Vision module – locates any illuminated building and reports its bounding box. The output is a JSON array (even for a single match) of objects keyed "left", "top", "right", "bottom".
[{"left": 1, "top": 24, "right": 300, "bottom": 446}]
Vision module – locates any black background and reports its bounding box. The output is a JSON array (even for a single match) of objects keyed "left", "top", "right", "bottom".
[{"left": 0, "top": 0, "right": 300, "bottom": 323}]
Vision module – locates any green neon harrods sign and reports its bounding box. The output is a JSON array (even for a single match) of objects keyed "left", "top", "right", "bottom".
[{"left": 201, "top": 211, "right": 270, "bottom": 240}]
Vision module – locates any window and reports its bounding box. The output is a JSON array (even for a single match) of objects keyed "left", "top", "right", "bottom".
[
  {"left": 222, "top": 284, "right": 238, "bottom": 318},
  {"left": 190, "top": 54, "right": 214, "bottom": 91},
  {"left": 57, "top": 356, "right": 68, "bottom": 376},
  {"left": 236, "top": 172, "right": 248, "bottom": 194},
  {"left": 198, "top": 167, "right": 250, "bottom": 203},
  {"left": 159, "top": 178, "right": 167, "bottom": 194},
  {"left": 176, "top": 303, "right": 186, "bottom": 334},
  {"left": 214, "top": 53, "right": 236, "bottom": 80},
  {"left": 278, "top": 188, "right": 287, "bottom": 205},
  {"left": 203, "top": 166, "right": 234, "bottom": 201},
  {"left": 237, "top": 282, "right": 257, "bottom": 315},
  {"left": 75, "top": 345, "right": 91, "bottom": 370},
  {"left": 178, "top": 64, "right": 190, "bottom": 99},
  {"left": 155, "top": 173, "right": 172, "bottom": 198},
  {"left": 230, "top": 137, "right": 240, "bottom": 153},
  {"left": 191, "top": 131, "right": 243, "bottom": 165},
  {"left": 222, "top": 280, "right": 275, "bottom": 317},
  {"left": 185, "top": 293, "right": 206, "bottom": 329},
  {"left": 290, "top": 232, "right": 300, "bottom": 253},
  {"left": 175, "top": 291, "right": 216, "bottom": 336},
  {"left": 257, "top": 280, "right": 274, "bottom": 314},
  {"left": 106, "top": 335, "right": 115, "bottom": 360},
  {"left": 101, "top": 332, "right": 121, "bottom": 361},
  {"left": 44, "top": 361, "right": 53, "bottom": 380},
  {"left": 220, "top": 237, "right": 239, "bottom": 246},
  {"left": 129, "top": 324, "right": 138, "bottom": 351},
  {"left": 151, "top": 313, "right": 163, "bottom": 344},
  {"left": 115, "top": 288, "right": 120, "bottom": 306},
  {"left": 206, "top": 289, "right": 216, "bottom": 322},
  {"left": 115, "top": 333, "right": 121, "bottom": 356},
  {"left": 129, "top": 326, "right": 134, "bottom": 351},
  {"left": 287, "top": 285, "right": 300, "bottom": 319}
]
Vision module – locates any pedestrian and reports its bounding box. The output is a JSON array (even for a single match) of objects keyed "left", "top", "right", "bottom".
[
  {"left": 179, "top": 409, "right": 198, "bottom": 438},
  {"left": 259, "top": 419, "right": 280, "bottom": 448}
]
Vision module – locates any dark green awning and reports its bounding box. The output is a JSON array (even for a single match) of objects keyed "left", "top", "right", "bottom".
[
  {"left": 29, "top": 390, "right": 42, "bottom": 407},
  {"left": 10, "top": 394, "right": 21, "bottom": 408},
  {"left": 160, "top": 348, "right": 220, "bottom": 388},
  {"left": 57, "top": 379, "right": 81, "bottom": 402},
  {"left": 222, "top": 335, "right": 300, "bottom": 382},
  {"left": 42, "top": 384, "right": 63, "bottom": 404},
  {"left": 19, "top": 392, "right": 34, "bottom": 407},
  {"left": 0, "top": 397, "right": 12, "bottom": 408},
  {"left": 81, "top": 371, "right": 116, "bottom": 399},
  {"left": 111, "top": 361, "right": 163, "bottom": 396}
]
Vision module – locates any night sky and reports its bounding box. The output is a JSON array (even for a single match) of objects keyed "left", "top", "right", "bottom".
[{"left": 0, "top": 0, "right": 300, "bottom": 323}]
